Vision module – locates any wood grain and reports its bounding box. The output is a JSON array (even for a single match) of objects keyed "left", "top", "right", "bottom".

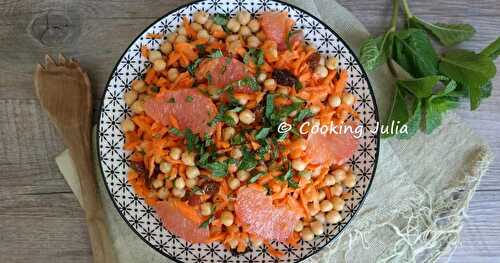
[{"left": 0, "top": 0, "right": 498, "bottom": 262}]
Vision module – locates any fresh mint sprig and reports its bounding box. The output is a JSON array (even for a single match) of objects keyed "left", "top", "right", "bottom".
[{"left": 360, "top": 0, "right": 499, "bottom": 138}]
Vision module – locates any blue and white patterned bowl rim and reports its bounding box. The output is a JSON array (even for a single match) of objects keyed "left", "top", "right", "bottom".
[{"left": 97, "top": 0, "right": 380, "bottom": 262}]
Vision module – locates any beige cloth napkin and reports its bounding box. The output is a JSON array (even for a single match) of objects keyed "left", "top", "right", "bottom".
[{"left": 56, "top": 0, "right": 493, "bottom": 262}]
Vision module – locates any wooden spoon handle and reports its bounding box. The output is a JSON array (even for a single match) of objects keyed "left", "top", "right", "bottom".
[{"left": 65, "top": 129, "right": 118, "bottom": 263}]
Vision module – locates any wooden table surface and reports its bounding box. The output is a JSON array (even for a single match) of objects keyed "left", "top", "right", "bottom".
[{"left": 0, "top": 0, "right": 498, "bottom": 262}]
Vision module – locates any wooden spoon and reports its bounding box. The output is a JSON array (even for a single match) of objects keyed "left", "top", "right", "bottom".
[{"left": 34, "top": 54, "right": 117, "bottom": 263}]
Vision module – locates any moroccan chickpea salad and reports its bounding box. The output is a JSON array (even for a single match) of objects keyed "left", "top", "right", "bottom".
[{"left": 122, "top": 10, "right": 359, "bottom": 256}]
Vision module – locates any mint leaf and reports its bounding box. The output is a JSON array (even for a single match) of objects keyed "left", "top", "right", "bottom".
[
  {"left": 399, "top": 99, "right": 422, "bottom": 139},
  {"left": 392, "top": 29, "right": 439, "bottom": 77},
  {"left": 359, "top": 31, "right": 394, "bottom": 72},
  {"left": 480, "top": 37, "right": 500, "bottom": 60},
  {"left": 439, "top": 49, "right": 496, "bottom": 109},
  {"left": 383, "top": 85, "right": 410, "bottom": 138},
  {"left": 396, "top": 75, "right": 441, "bottom": 98},
  {"left": 409, "top": 17, "right": 475, "bottom": 47}
]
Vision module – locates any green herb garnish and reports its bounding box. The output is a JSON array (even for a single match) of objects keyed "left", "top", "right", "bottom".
[
  {"left": 255, "top": 127, "right": 271, "bottom": 140},
  {"left": 167, "top": 97, "right": 176, "bottom": 103},
  {"left": 169, "top": 127, "right": 183, "bottom": 136},
  {"left": 209, "top": 49, "right": 224, "bottom": 59},
  {"left": 249, "top": 172, "right": 266, "bottom": 183},
  {"left": 187, "top": 58, "right": 202, "bottom": 76},
  {"left": 186, "top": 95, "right": 194, "bottom": 102},
  {"left": 213, "top": 13, "right": 229, "bottom": 26},
  {"left": 238, "top": 146, "right": 257, "bottom": 171},
  {"left": 359, "top": 0, "right": 499, "bottom": 138},
  {"left": 237, "top": 76, "right": 260, "bottom": 91}
]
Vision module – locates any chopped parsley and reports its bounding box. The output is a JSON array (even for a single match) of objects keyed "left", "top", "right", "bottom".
[
  {"left": 184, "top": 128, "right": 199, "bottom": 152},
  {"left": 209, "top": 49, "right": 224, "bottom": 59},
  {"left": 151, "top": 86, "right": 160, "bottom": 93},
  {"left": 255, "top": 127, "right": 271, "bottom": 140},
  {"left": 294, "top": 108, "right": 314, "bottom": 123},
  {"left": 237, "top": 76, "right": 260, "bottom": 91},
  {"left": 213, "top": 13, "right": 229, "bottom": 26},
  {"left": 167, "top": 97, "right": 176, "bottom": 103},
  {"left": 243, "top": 48, "right": 265, "bottom": 67},
  {"left": 187, "top": 58, "right": 202, "bottom": 75},
  {"left": 199, "top": 215, "right": 214, "bottom": 228},
  {"left": 169, "top": 127, "right": 183, "bottom": 136},
  {"left": 238, "top": 146, "right": 257, "bottom": 171},
  {"left": 205, "top": 161, "right": 228, "bottom": 177},
  {"left": 185, "top": 95, "right": 194, "bottom": 102},
  {"left": 249, "top": 172, "right": 266, "bottom": 183},
  {"left": 221, "top": 57, "right": 232, "bottom": 74},
  {"left": 230, "top": 133, "right": 245, "bottom": 145}
]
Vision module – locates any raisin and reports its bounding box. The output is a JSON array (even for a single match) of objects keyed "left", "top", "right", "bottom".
[
  {"left": 307, "top": 52, "right": 321, "bottom": 70},
  {"left": 129, "top": 161, "right": 146, "bottom": 176},
  {"left": 202, "top": 181, "right": 220, "bottom": 196},
  {"left": 187, "top": 194, "right": 201, "bottom": 206},
  {"left": 272, "top": 69, "right": 297, "bottom": 87}
]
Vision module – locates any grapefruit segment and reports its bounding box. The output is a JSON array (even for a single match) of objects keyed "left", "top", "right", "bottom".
[
  {"left": 154, "top": 200, "right": 210, "bottom": 243},
  {"left": 235, "top": 187, "right": 300, "bottom": 242},
  {"left": 195, "top": 57, "right": 251, "bottom": 92},
  {"left": 144, "top": 89, "right": 217, "bottom": 135},
  {"left": 260, "top": 12, "right": 295, "bottom": 51},
  {"left": 305, "top": 124, "right": 359, "bottom": 166}
]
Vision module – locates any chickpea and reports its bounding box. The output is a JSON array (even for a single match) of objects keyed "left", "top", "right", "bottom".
[
  {"left": 328, "top": 95, "right": 341, "bottom": 108},
  {"left": 248, "top": 19, "right": 260, "bottom": 32},
  {"left": 323, "top": 175, "right": 336, "bottom": 187},
  {"left": 197, "top": 29, "right": 210, "bottom": 39},
  {"left": 181, "top": 152, "right": 196, "bottom": 166},
  {"left": 315, "top": 212, "right": 326, "bottom": 223},
  {"left": 157, "top": 187, "right": 169, "bottom": 199},
  {"left": 175, "top": 34, "right": 187, "bottom": 43},
  {"left": 194, "top": 11, "right": 209, "bottom": 25},
  {"left": 200, "top": 202, "right": 213, "bottom": 216},
  {"left": 291, "top": 159, "right": 307, "bottom": 171},
  {"left": 121, "top": 118, "right": 136, "bottom": 132},
  {"left": 130, "top": 100, "right": 144, "bottom": 114},
  {"left": 318, "top": 55, "right": 326, "bottom": 65},
  {"left": 149, "top": 50, "right": 162, "bottom": 62},
  {"left": 342, "top": 93, "right": 355, "bottom": 106},
  {"left": 332, "top": 169, "right": 346, "bottom": 182},
  {"left": 309, "top": 105, "right": 321, "bottom": 114},
  {"left": 159, "top": 162, "right": 172, "bottom": 174},
  {"left": 310, "top": 221, "right": 324, "bottom": 235},
  {"left": 330, "top": 184, "right": 343, "bottom": 196},
  {"left": 326, "top": 56, "right": 337, "bottom": 70},
  {"left": 177, "top": 26, "right": 187, "bottom": 36},
  {"left": 174, "top": 177, "right": 185, "bottom": 189},
  {"left": 332, "top": 197, "right": 345, "bottom": 211},
  {"left": 228, "top": 177, "right": 241, "bottom": 190},
  {"left": 220, "top": 211, "right": 234, "bottom": 226},
  {"left": 228, "top": 238, "right": 238, "bottom": 249},
  {"left": 166, "top": 32, "right": 178, "bottom": 43},
  {"left": 307, "top": 203, "right": 320, "bottom": 216},
  {"left": 314, "top": 65, "right": 328, "bottom": 78},
  {"left": 301, "top": 227, "right": 314, "bottom": 241},
  {"left": 131, "top": 79, "right": 147, "bottom": 93},
  {"left": 167, "top": 68, "right": 179, "bottom": 82},
  {"left": 153, "top": 59, "right": 166, "bottom": 72},
  {"left": 230, "top": 148, "right": 243, "bottom": 159},
  {"left": 256, "top": 72, "right": 267, "bottom": 83},
  {"left": 172, "top": 187, "right": 185, "bottom": 198},
  {"left": 169, "top": 147, "right": 182, "bottom": 160},
  {"left": 277, "top": 86, "right": 289, "bottom": 96},
  {"left": 247, "top": 35, "right": 261, "bottom": 49},
  {"left": 294, "top": 221, "right": 304, "bottom": 232},
  {"left": 299, "top": 170, "right": 312, "bottom": 181},
  {"left": 204, "top": 19, "right": 214, "bottom": 30},
  {"left": 191, "top": 22, "right": 202, "bottom": 32},
  {"left": 226, "top": 34, "right": 239, "bottom": 42},
  {"left": 344, "top": 173, "right": 356, "bottom": 188},
  {"left": 160, "top": 42, "right": 173, "bottom": 55},
  {"left": 236, "top": 170, "right": 250, "bottom": 181},
  {"left": 124, "top": 90, "right": 138, "bottom": 106},
  {"left": 263, "top": 78, "right": 277, "bottom": 91},
  {"left": 210, "top": 24, "right": 224, "bottom": 33},
  {"left": 226, "top": 111, "right": 239, "bottom": 125},
  {"left": 239, "top": 109, "right": 255, "bottom": 124},
  {"left": 237, "top": 95, "right": 248, "bottom": 106},
  {"left": 326, "top": 210, "right": 342, "bottom": 224},
  {"left": 320, "top": 200, "right": 334, "bottom": 212},
  {"left": 226, "top": 18, "right": 241, "bottom": 33},
  {"left": 152, "top": 178, "right": 164, "bottom": 189},
  {"left": 186, "top": 166, "right": 200, "bottom": 179},
  {"left": 239, "top": 25, "right": 251, "bottom": 37},
  {"left": 186, "top": 178, "right": 197, "bottom": 188},
  {"left": 318, "top": 189, "right": 326, "bottom": 201},
  {"left": 237, "top": 10, "right": 251, "bottom": 25},
  {"left": 223, "top": 127, "right": 236, "bottom": 141}
]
